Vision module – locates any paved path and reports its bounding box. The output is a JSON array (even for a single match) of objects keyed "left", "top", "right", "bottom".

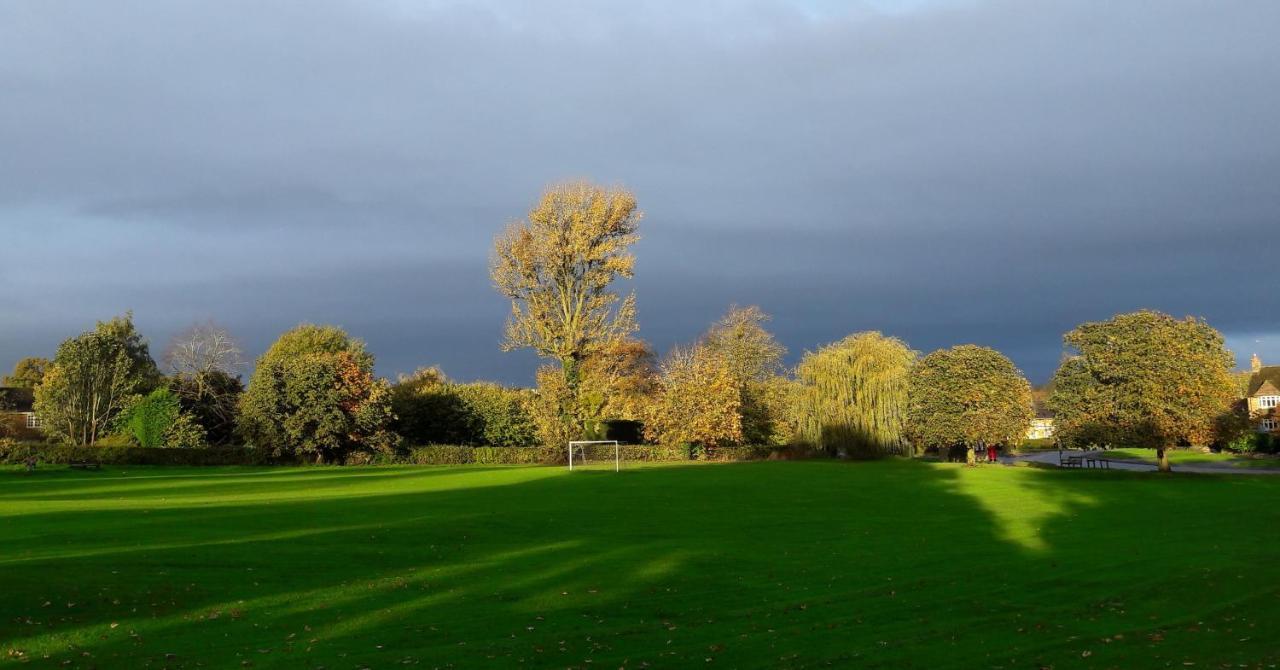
[{"left": 1008, "top": 449, "right": 1280, "bottom": 475}]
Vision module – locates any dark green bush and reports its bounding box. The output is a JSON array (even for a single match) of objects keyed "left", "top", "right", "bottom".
[
  {"left": 453, "top": 383, "right": 537, "bottom": 448},
  {"left": 0, "top": 441, "right": 279, "bottom": 466},
  {"left": 3, "top": 439, "right": 817, "bottom": 467},
  {"left": 473, "top": 446, "right": 546, "bottom": 465},
  {"left": 400, "top": 445, "right": 477, "bottom": 465},
  {"left": 1222, "top": 431, "right": 1277, "bottom": 454},
  {"left": 118, "top": 388, "right": 208, "bottom": 448},
  {"left": 391, "top": 370, "right": 536, "bottom": 448}
]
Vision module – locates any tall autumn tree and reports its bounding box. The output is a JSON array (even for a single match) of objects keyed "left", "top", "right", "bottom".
[
  {"left": 794, "top": 332, "right": 916, "bottom": 457},
  {"left": 907, "top": 345, "right": 1033, "bottom": 463},
  {"left": 491, "top": 181, "right": 641, "bottom": 437},
  {"left": 34, "top": 313, "right": 160, "bottom": 445},
  {"left": 238, "top": 325, "right": 395, "bottom": 462},
  {"left": 1048, "top": 310, "right": 1236, "bottom": 472},
  {"left": 702, "top": 305, "right": 788, "bottom": 444},
  {"left": 644, "top": 344, "right": 742, "bottom": 450}
]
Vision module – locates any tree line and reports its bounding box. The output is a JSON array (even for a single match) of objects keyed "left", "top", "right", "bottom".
[{"left": 1, "top": 181, "right": 1254, "bottom": 469}]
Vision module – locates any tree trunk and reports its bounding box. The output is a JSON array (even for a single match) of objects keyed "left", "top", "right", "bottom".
[
  {"left": 966, "top": 445, "right": 977, "bottom": 467},
  {"left": 561, "top": 357, "right": 584, "bottom": 438},
  {"left": 1156, "top": 446, "right": 1172, "bottom": 473}
]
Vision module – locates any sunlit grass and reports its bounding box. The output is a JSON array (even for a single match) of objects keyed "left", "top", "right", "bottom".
[
  {"left": 1103, "top": 448, "right": 1280, "bottom": 468},
  {"left": 2, "top": 461, "right": 1277, "bottom": 668}
]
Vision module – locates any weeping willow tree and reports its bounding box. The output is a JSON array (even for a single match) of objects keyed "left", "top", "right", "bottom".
[{"left": 794, "top": 332, "right": 916, "bottom": 457}]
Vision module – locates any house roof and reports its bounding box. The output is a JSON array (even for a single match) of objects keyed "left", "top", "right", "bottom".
[
  {"left": 1248, "top": 367, "right": 1280, "bottom": 397},
  {"left": 0, "top": 387, "right": 35, "bottom": 413}
]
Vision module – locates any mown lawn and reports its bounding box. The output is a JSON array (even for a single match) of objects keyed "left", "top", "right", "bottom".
[
  {"left": 2, "top": 461, "right": 1278, "bottom": 668},
  {"left": 1102, "top": 448, "right": 1280, "bottom": 469}
]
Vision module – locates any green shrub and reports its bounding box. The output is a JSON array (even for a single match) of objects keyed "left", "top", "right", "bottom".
[
  {"left": 453, "top": 383, "right": 536, "bottom": 448},
  {"left": 121, "top": 389, "right": 181, "bottom": 447},
  {"left": 2, "top": 440, "right": 820, "bottom": 467},
  {"left": 0, "top": 442, "right": 279, "bottom": 466},
  {"left": 115, "top": 388, "right": 208, "bottom": 448},
  {"left": 401, "top": 445, "right": 476, "bottom": 465},
  {"left": 93, "top": 432, "right": 135, "bottom": 448},
  {"left": 391, "top": 370, "right": 537, "bottom": 448},
  {"left": 1224, "top": 432, "right": 1277, "bottom": 454},
  {"left": 1018, "top": 438, "right": 1056, "bottom": 451},
  {"left": 473, "top": 446, "right": 545, "bottom": 465}
]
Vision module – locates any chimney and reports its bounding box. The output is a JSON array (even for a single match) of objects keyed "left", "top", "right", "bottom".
[{"left": 1251, "top": 353, "right": 1263, "bottom": 373}]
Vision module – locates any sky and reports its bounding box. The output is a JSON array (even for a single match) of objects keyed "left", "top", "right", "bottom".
[{"left": 1, "top": 0, "right": 1278, "bottom": 385}]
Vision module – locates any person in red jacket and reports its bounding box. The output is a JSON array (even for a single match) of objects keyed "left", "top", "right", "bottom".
[{"left": 986, "top": 443, "right": 998, "bottom": 463}]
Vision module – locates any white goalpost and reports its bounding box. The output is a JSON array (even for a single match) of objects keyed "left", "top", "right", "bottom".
[{"left": 568, "top": 440, "right": 621, "bottom": 472}]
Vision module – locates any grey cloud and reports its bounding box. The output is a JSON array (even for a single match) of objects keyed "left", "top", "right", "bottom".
[{"left": 1, "top": 0, "right": 1278, "bottom": 384}]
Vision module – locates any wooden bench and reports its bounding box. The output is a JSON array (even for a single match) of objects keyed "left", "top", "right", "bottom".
[
  {"left": 68, "top": 460, "right": 101, "bottom": 470},
  {"left": 1060, "top": 455, "right": 1084, "bottom": 468},
  {"left": 1085, "top": 457, "right": 1111, "bottom": 470}
]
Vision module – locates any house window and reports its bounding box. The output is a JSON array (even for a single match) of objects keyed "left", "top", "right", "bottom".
[
  {"left": 1259, "top": 396, "right": 1280, "bottom": 409},
  {"left": 25, "top": 413, "right": 42, "bottom": 429},
  {"left": 1263, "top": 418, "right": 1277, "bottom": 432}
]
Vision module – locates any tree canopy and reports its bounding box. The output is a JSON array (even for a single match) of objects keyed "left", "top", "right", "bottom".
[
  {"left": 644, "top": 344, "right": 742, "bottom": 449},
  {"left": 577, "top": 338, "right": 658, "bottom": 425},
  {"left": 702, "top": 305, "right": 786, "bottom": 385},
  {"left": 238, "top": 325, "right": 395, "bottom": 462},
  {"left": 701, "top": 305, "right": 790, "bottom": 444},
  {"left": 795, "top": 332, "right": 916, "bottom": 457},
  {"left": 1048, "top": 310, "right": 1237, "bottom": 472},
  {"left": 906, "top": 345, "right": 1033, "bottom": 456},
  {"left": 491, "top": 181, "right": 640, "bottom": 381},
  {"left": 34, "top": 313, "right": 160, "bottom": 445},
  {"left": 2, "top": 357, "right": 49, "bottom": 389}
]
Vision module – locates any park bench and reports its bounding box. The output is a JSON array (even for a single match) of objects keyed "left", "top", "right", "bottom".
[
  {"left": 68, "top": 460, "right": 101, "bottom": 470},
  {"left": 1060, "top": 454, "right": 1084, "bottom": 468},
  {"left": 1085, "top": 457, "right": 1111, "bottom": 470}
]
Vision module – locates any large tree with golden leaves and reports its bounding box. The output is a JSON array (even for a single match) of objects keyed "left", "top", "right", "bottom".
[
  {"left": 492, "top": 181, "right": 641, "bottom": 436},
  {"left": 492, "top": 181, "right": 640, "bottom": 382},
  {"left": 1048, "top": 310, "right": 1236, "bottom": 472}
]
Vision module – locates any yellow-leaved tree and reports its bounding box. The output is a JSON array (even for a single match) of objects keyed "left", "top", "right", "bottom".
[
  {"left": 644, "top": 344, "right": 742, "bottom": 450},
  {"left": 491, "top": 181, "right": 641, "bottom": 441}
]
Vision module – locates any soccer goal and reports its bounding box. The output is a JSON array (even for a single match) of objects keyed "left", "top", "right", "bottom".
[{"left": 568, "top": 440, "right": 621, "bottom": 472}]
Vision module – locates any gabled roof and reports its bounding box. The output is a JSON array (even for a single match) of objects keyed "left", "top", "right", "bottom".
[{"left": 1247, "top": 366, "right": 1280, "bottom": 397}]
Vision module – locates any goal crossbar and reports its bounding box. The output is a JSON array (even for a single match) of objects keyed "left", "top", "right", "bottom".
[{"left": 568, "top": 440, "right": 620, "bottom": 472}]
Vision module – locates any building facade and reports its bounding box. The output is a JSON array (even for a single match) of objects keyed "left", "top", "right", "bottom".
[
  {"left": 0, "top": 387, "right": 43, "bottom": 440},
  {"left": 1246, "top": 355, "right": 1279, "bottom": 433}
]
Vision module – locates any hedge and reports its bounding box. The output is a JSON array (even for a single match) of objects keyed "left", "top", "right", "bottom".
[
  {"left": 2, "top": 440, "right": 820, "bottom": 467},
  {"left": 389, "top": 443, "right": 816, "bottom": 465},
  {"left": 0, "top": 442, "right": 280, "bottom": 466}
]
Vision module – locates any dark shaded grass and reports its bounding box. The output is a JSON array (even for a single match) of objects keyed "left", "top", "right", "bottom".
[{"left": 1, "top": 461, "right": 1278, "bottom": 668}]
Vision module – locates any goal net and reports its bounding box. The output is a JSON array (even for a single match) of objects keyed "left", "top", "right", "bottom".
[{"left": 568, "top": 440, "right": 621, "bottom": 472}]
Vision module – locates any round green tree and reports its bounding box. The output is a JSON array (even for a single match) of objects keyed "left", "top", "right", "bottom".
[
  {"left": 1048, "top": 310, "right": 1237, "bottom": 472},
  {"left": 238, "top": 325, "right": 395, "bottom": 462},
  {"left": 906, "top": 345, "right": 1033, "bottom": 462}
]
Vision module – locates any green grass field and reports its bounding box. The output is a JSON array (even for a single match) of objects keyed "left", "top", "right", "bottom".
[
  {"left": 1102, "top": 448, "right": 1280, "bottom": 469},
  {"left": 3, "top": 461, "right": 1278, "bottom": 668}
]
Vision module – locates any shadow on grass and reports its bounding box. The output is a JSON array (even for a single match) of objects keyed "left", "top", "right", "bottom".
[{"left": 1, "top": 460, "right": 1277, "bottom": 668}]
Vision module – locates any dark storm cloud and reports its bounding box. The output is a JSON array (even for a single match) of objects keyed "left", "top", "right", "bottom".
[{"left": 2, "top": 0, "right": 1278, "bottom": 384}]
